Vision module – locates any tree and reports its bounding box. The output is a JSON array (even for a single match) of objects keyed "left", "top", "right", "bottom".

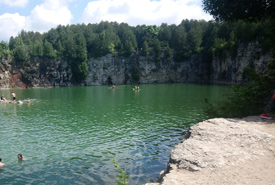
[
  {"left": 43, "top": 40, "right": 56, "bottom": 58},
  {"left": 171, "top": 25, "right": 188, "bottom": 61},
  {"left": 13, "top": 45, "right": 28, "bottom": 62},
  {"left": 30, "top": 40, "right": 43, "bottom": 57},
  {"left": 0, "top": 41, "right": 9, "bottom": 58},
  {"left": 159, "top": 23, "right": 172, "bottom": 42},
  {"left": 141, "top": 41, "right": 149, "bottom": 56},
  {"left": 153, "top": 38, "right": 161, "bottom": 61},
  {"left": 9, "top": 36, "right": 23, "bottom": 50},
  {"left": 202, "top": 0, "right": 275, "bottom": 22},
  {"left": 164, "top": 43, "right": 171, "bottom": 59},
  {"left": 93, "top": 31, "right": 111, "bottom": 57},
  {"left": 117, "top": 24, "right": 137, "bottom": 56},
  {"left": 69, "top": 33, "right": 88, "bottom": 83}
]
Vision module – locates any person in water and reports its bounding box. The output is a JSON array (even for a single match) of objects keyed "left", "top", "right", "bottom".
[
  {"left": 1, "top": 95, "right": 7, "bottom": 102},
  {"left": 12, "top": 92, "right": 16, "bottom": 101},
  {"left": 0, "top": 157, "right": 5, "bottom": 168},
  {"left": 18, "top": 154, "right": 26, "bottom": 161},
  {"left": 17, "top": 100, "right": 23, "bottom": 104},
  {"left": 134, "top": 86, "right": 139, "bottom": 90},
  {"left": 108, "top": 85, "right": 117, "bottom": 89}
]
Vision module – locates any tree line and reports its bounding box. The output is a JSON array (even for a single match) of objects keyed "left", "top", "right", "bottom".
[{"left": 0, "top": 19, "right": 274, "bottom": 82}]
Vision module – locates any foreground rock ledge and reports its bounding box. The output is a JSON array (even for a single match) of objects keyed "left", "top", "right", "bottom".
[{"left": 146, "top": 116, "right": 275, "bottom": 185}]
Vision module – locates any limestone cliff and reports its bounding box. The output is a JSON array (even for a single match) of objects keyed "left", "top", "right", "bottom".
[
  {"left": 0, "top": 42, "right": 271, "bottom": 88},
  {"left": 85, "top": 53, "right": 207, "bottom": 85},
  {"left": 210, "top": 42, "right": 271, "bottom": 83}
]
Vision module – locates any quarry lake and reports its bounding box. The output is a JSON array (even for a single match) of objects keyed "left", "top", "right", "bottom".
[{"left": 0, "top": 84, "right": 229, "bottom": 184}]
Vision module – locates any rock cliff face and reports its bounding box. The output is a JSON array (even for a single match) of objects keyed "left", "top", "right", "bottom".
[
  {"left": 0, "top": 57, "right": 72, "bottom": 88},
  {"left": 0, "top": 42, "right": 271, "bottom": 88},
  {"left": 211, "top": 42, "right": 271, "bottom": 83},
  {"left": 146, "top": 116, "right": 275, "bottom": 185},
  {"left": 85, "top": 53, "right": 207, "bottom": 85}
]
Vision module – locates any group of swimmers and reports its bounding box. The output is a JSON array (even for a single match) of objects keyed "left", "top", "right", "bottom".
[
  {"left": 1, "top": 92, "right": 36, "bottom": 104},
  {"left": 1, "top": 92, "right": 16, "bottom": 103},
  {"left": 1, "top": 92, "right": 16, "bottom": 102},
  {"left": 0, "top": 154, "right": 26, "bottom": 168},
  {"left": 107, "top": 85, "right": 140, "bottom": 90}
]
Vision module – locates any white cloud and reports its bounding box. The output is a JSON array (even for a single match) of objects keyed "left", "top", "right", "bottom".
[
  {"left": 81, "top": 0, "right": 212, "bottom": 26},
  {"left": 0, "top": 0, "right": 29, "bottom": 7},
  {"left": 0, "top": 13, "right": 25, "bottom": 42},
  {"left": 0, "top": 0, "right": 212, "bottom": 42},
  {"left": 25, "top": 0, "right": 73, "bottom": 32},
  {"left": 0, "top": 0, "right": 73, "bottom": 41}
]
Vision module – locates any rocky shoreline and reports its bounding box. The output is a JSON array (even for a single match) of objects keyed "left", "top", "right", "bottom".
[{"left": 146, "top": 116, "right": 275, "bottom": 185}]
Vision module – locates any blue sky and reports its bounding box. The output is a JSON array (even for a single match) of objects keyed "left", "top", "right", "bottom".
[{"left": 0, "top": 0, "right": 212, "bottom": 42}]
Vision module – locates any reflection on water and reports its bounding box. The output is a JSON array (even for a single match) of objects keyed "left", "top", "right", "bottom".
[{"left": 0, "top": 84, "right": 229, "bottom": 184}]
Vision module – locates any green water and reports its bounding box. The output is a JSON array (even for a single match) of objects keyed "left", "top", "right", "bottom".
[{"left": 0, "top": 84, "right": 229, "bottom": 184}]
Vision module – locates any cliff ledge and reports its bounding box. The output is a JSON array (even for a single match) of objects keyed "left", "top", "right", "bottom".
[{"left": 147, "top": 116, "right": 275, "bottom": 185}]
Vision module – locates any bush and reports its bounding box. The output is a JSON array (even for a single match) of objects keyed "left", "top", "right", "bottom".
[
  {"left": 205, "top": 57, "right": 275, "bottom": 118},
  {"left": 113, "top": 158, "right": 131, "bottom": 185}
]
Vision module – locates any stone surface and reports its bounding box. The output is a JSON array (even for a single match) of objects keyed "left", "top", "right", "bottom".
[{"left": 146, "top": 116, "right": 275, "bottom": 185}]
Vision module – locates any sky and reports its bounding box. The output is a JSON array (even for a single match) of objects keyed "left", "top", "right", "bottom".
[{"left": 0, "top": 0, "right": 213, "bottom": 42}]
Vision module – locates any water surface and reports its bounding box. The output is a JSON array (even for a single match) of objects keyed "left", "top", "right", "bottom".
[{"left": 0, "top": 84, "right": 229, "bottom": 184}]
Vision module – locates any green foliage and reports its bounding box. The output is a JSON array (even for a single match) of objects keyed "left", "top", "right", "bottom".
[
  {"left": 0, "top": 41, "right": 9, "bottom": 58},
  {"left": 9, "top": 36, "right": 23, "bottom": 50},
  {"left": 153, "top": 38, "right": 161, "bottom": 61},
  {"left": 203, "top": 0, "right": 275, "bottom": 118},
  {"left": 13, "top": 45, "right": 28, "bottom": 62},
  {"left": 68, "top": 33, "right": 88, "bottom": 83},
  {"left": 164, "top": 43, "right": 171, "bottom": 59},
  {"left": 205, "top": 59, "right": 275, "bottom": 118},
  {"left": 7, "top": 19, "right": 272, "bottom": 64},
  {"left": 202, "top": 0, "right": 275, "bottom": 22},
  {"left": 118, "top": 23, "right": 137, "bottom": 56},
  {"left": 30, "top": 40, "right": 43, "bottom": 57},
  {"left": 141, "top": 41, "right": 149, "bottom": 56},
  {"left": 113, "top": 158, "right": 131, "bottom": 185},
  {"left": 43, "top": 40, "right": 56, "bottom": 58}
]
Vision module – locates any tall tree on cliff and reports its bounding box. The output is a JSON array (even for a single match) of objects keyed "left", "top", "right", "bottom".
[
  {"left": 202, "top": 0, "right": 275, "bottom": 22},
  {"left": 71, "top": 33, "right": 88, "bottom": 83},
  {"left": 203, "top": 0, "right": 275, "bottom": 118},
  {"left": 62, "top": 28, "right": 88, "bottom": 83}
]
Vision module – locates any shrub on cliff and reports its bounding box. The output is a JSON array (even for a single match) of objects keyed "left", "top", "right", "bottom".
[{"left": 206, "top": 56, "right": 275, "bottom": 118}]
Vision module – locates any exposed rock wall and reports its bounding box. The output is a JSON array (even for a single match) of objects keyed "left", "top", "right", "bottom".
[
  {"left": 0, "top": 58, "right": 12, "bottom": 88},
  {"left": 85, "top": 53, "right": 207, "bottom": 85},
  {"left": 0, "top": 57, "right": 73, "bottom": 88},
  {"left": 211, "top": 42, "right": 271, "bottom": 83},
  {"left": 0, "top": 42, "right": 272, "bottom": 88}
]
